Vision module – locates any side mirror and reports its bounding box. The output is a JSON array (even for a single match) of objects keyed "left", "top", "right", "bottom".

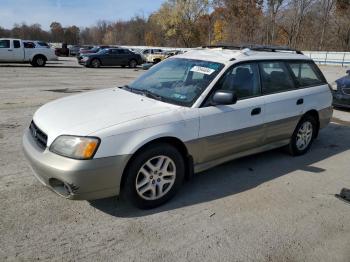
[
  {"left": 346, "top": 69, "right": 350, "bottom": 76},
  {"left": 212, "top": 90, "right": 237, "bottom": 105}
]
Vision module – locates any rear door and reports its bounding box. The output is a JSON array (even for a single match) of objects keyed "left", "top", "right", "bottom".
[
  {"left": 12, "top": 40, "right": 23, "bottom": 61},
  {"left": 259, "top": 61, "right": 303, "bottom": 144},
  {"left": 0, "top": 39, "right": 13, "bottom": 61},
  {"left": 197, "top": 62, "right": 266, "bottom": 164}
]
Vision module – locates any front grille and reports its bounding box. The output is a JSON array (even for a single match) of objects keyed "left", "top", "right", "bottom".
[
  {"left": 342, "top": 88, "right": 350, "bottom": 95},
  {"left": 29, "top": 121, "right": 48, "bottom": 148}
]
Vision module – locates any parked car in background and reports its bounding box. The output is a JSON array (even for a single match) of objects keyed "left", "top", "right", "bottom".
[
  {"left": 0, "top": 38, "right": 57, "bottom": 67},
  {"left": 139, "top": 48, "right": 163, "bottom": 62},
  {"left": 145, "top": 50, "right": 184, "bottom": 64},
  {"left": 79, "top": 45, "right": 94, "bottom": 52},
  {"left": 79, "top": 45, "right": 112, "bottom": 55},
  {"left": 23, "top": 46, "right": 332, "bottom": 208},
  {"left": 55, "top": 43, "right": 69, "bottom": 57},
  {"left": 68, "top": 45, "right": 81, "bottom": 56},
  {"left": 77, "top": 45, "right": 112, "bottom": 62},
  {"left": 79, "top": 48, "right": 143, "bottom": 68},
  {"left": 331, "top": 69, "right": 350, "bottom": 108}
]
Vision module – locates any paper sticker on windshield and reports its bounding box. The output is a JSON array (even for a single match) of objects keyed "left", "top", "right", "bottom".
[{"left": 190, "top": 66, "right": 215, "bottom": 75}]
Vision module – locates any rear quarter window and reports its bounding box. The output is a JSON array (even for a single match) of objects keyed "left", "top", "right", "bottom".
[{"left": 288, "top": 62, "right": 325, "bottom": 87}]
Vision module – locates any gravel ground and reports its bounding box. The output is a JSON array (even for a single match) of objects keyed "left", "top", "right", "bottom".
[{"left": 0, "top": 58, "right": 350, "bottom": 262}]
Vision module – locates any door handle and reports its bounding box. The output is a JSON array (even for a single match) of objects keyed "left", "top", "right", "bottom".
[
  {"left": 251, "top": 107, "right": 261, "bottom": 116},
  {"left": 8, "top": 49, "right": 13, "bottom": 51},
  {"left": 296, "top": 98, "right": 304, "bottom": 105}
]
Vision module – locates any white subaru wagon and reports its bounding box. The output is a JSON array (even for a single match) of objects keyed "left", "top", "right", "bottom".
[{"left": 23, "top": 47, "right": 333, "bottom": 208}]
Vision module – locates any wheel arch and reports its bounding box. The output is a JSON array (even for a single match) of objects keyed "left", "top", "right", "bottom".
[
  {"left": 119, "top": 136, "right": 193, "bottom": 192},
  {"left": 302, "top": 109, "right": 320, "bottom": 138},
  {"left": 90, "top": 57, "right": 102, "bottom": 66},
  {"left": 31, "top": 54, "right": 47, "bottom": 62}
]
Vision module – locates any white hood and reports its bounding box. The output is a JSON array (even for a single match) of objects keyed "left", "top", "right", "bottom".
[{"left": 33, "top": 88, "right": 176, "bottom": 145}]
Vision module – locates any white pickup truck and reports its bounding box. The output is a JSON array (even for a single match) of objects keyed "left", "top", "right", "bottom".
[{"left": 0, "top": 38, "right": 57, "bottom": 67}]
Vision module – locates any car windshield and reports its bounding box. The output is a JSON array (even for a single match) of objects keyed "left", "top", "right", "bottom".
[
  {"left": 97, "top": 49, "right": 108, "bottom": 54},
  {"left": 128, "top": 58, "right": 224, "bottom": 107},
  {"left": 90, "top": 47, "right": 100, "bottom": 52}
]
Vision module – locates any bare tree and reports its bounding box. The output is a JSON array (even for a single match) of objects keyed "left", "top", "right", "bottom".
[
  {"left": 318, "top": 0, "right": 335, "bottom": 50},
  {"left": 266, "top": 0, "right": 286, "bottom": 45}
]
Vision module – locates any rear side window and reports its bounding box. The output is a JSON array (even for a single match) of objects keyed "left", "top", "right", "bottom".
[
  {"left": 259, "top": 62, "right": 295, "bottom": 94},
  {"left": 288, "top": 62, "right": 325, "bottom": 87},
  {"left": 13, "top": 40, "right": 21, "bottom": 48},
  {"left": 0, "top": 40, "right": 10, "bottom": 48}
]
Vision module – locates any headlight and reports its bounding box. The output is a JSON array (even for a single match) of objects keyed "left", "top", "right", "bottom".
[
  {"left": 82, "top": 56, "right": 89, "bottom": 61},
  {"left": 50, "top": 136, "right": 100, "bottom": 160},
  {"left": 329, "top": 82, "right": 338, "bottom": 91}
]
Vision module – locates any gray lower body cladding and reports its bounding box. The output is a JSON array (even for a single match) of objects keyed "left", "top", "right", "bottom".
[{"left": 186, "top": 107, "right": 332, "bottom": 173}]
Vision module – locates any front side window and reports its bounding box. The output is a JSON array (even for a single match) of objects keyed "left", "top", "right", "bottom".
[
  {"left": 128, "top": 58, "right": 224, "bottom": 107},
  {"left": 0, "top": 40, "right": 10, "bottom": 48},
  {"left": 259, "top": 62, "right": 295, "bottom": 94},
  {"left": 13, "top": 40, "right": 21, "bottom": 48},
  {"left": 288, "top": 62, "right": 325, "bottom": 87},
  {"left": 217, "top": 62, "right": 261, "bottom": 99}
]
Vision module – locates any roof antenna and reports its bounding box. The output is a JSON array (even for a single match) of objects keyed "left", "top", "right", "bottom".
[{"left": 241, "top": 48, "right": 251, "bottom": 55}]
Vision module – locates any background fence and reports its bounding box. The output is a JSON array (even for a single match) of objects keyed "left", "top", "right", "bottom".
[{"left": 303, "top": 51, "right": 350, "bottom": 67}]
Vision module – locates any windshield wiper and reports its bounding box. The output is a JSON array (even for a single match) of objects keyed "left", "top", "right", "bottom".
[
  {"left": 120, "top": 85, "right": 163, "bottom": 101},
  {"left": 138, "top": 89, "right": 163, "bottom": 101}
]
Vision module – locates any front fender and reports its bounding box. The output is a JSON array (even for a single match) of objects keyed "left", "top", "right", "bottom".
[{"left": 92, "top": 109, "right": 200, "bottom": 158}]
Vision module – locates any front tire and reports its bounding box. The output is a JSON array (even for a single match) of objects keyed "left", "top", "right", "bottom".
[
  {"left": 123, "top": 143, "right": 185, "bottom": 209},
  {"left": 91, "top": 59, "right": 101, "bottom": 68},
  {"left": 129, "top": 59, "right": 137, "bottom": 68},
  {"left": 288, "top": 115, "right": 317, "bottom": 156}
]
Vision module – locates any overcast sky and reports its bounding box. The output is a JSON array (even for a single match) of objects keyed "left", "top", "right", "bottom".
[{"left": 0, "top": 0, "right": 165, "bottom": 30}]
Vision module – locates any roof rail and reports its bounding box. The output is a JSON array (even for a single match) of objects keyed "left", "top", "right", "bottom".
[{"left": 201, "top": 45, "right": 303, "bottom": 55}]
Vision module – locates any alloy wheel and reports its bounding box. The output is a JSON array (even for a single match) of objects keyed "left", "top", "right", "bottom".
[
  {"left": 135, "top": 155, "right": 176, "bottom": 200},
  {"left": 296, "top": 121, "right": 313, "bottom": 151}
]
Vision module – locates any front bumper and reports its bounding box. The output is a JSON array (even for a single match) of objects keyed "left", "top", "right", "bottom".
[
  {"left": 22, "top": 130, "right": 131, "bottom": 200},
  {"left": 333, "top": 93, "right": 350, "bottom": 108}
]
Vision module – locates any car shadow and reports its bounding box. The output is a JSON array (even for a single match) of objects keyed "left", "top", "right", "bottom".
[{"left": 89, "top": 123, "right": 350, "bottom": 217}]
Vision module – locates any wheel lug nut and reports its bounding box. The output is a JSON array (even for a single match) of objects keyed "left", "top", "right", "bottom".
[
  {"left": 152, "top": 180, "right": 155, "bottom": 184},
  {"left": 157, "top": 178, "right": 161, "bottom": 182},
  {"left": 150, "top": 176, "right": 153, "bottom": 179}
]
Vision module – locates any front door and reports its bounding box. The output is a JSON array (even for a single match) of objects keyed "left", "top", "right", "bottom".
[
  {"left": 0, "top": 39, "right": 13, "bottom": 61},
  {"left": 197, "top": 62, "right": 266, "bottom": 164}
]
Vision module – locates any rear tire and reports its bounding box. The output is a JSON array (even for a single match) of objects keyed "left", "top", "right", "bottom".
[
  {"left": 31, "top": 55, "right": 46, "bottom": 67},
  {"left": 288, "top": 115, "right": 317, "bottom": 156},
  {"left": 123, "top": 143, "right": 185, "bottom": 209}
]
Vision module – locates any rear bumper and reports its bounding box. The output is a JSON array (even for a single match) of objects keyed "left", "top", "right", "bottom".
[{"left": 22, "top": 130, "right": 131, "bottom": 200}]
